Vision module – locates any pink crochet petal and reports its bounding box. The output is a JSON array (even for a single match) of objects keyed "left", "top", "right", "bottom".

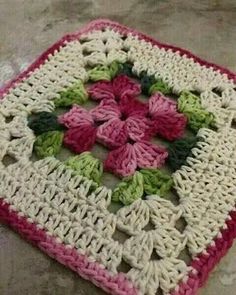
[
  {"left": 152, "top": 113, "right": 187, "bottom": 140},
  {"left": 90, "top": 100, "right": 121, "bottom": 122},
  {"left": 96, "top": 118, "right": 128, "bottom": 149},
  {"left": 133, "top": 141, "right": 168, "bottom": 169},
  {"left": 119, "top": 96, "right": 148, "bottom": 117},
  {"left": 126, "top": 115, "right": 153, "bottom": 141},
  {"left": 63, "top": 124, "right": 96, "bottom": 153},
  {"left": 58, "top": 105, "right": 93, "bottom": 128},
  {"left": 112, "top": 75, "right": 141, "bottom": 100},
  {"left": 88, "top": 81, "right": 115, "bottom": 101},
  {"left": 149, "top": 93, "right": 177, "bottom": 117},
  {"left": 104, "top": 143, "right": 137, "bottom": 177},
  {"left": 149, "top": 93, "right": 187, "bottom": 140}
]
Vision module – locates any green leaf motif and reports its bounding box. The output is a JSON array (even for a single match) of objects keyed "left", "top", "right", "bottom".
[{"left": 34, "top": 130, "right": 63, "bottom": 158}]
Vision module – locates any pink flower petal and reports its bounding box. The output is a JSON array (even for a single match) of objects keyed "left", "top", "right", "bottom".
[
  {"left": 152, "top": 113, "right": 187, "bottom": 141},
  {"left": 119, "top": 96, "right": 148, "bottom": 117},
  {"left": 58, "top": 105, "right": 93, "bottom": 128},
  {"left": 90, "top": 100, "right": 121, "bottom": 122},
  {"left": 88, "top": 81, "right": 115, "bottom": 101},
  {"left": 104, "top": 143, "right": 137, "bottom": 177},
  {"left": 96, "top": 118, "right": 128, "bottom": 149},
  {"left": 149, "top": 93, "right": 187, "bottom": 140},
  {"left": 63, "top": 124, "right": 97, "bottom": 153},
  {"left": 112, "top": 75, "right": 141, "bottom": 100},
  {"left": 126, "top": 115, "right": 153, "bottom": 141},
  {"left": 133, "top": 141, "right": 168, "bottom": 169},
  {"left": 149, "top": 93, "right": 177, "bottom": 117}
]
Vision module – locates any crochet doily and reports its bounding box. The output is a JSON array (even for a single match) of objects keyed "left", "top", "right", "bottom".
[{"left": 1, "top": 20, "right": 236, "bottom": 295}]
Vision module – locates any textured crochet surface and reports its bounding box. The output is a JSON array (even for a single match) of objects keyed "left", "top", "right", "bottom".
[{"left": 1, "top": 19, "right": 236, "bottom": 295}]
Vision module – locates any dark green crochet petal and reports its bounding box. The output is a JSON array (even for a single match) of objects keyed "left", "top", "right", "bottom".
[
  {"left": 112, "top": 172, "right": 144, "bottom": 205},
  {"left": 28, "top": 112, "right": 63, "bottom": 135},
  {"left": 178, "top": 91, "right": 215, "bottom": 132},
  {"left": 65, "top": 152, "right": 103, "bottom": 184},
  {"left": 54, "top": 81, "right": 88, "bottom": 107},
  {"left": 34, "top": 130, "right": 63, "bottom": 158},
  {"left": 140, "top": 74, "right": 156, "bottom": 95},
  {"left": 167, "top": 137, "right": 198, "bottom": 171},
  {"left": 118, "top": 63, "right": 134, "bottom": 77},
  {"left": 140, "top": 168, "right": 173, "bottom": 196}
]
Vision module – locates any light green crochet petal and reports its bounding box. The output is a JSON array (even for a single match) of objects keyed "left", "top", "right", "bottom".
[
  {"left": 109, "top": 61, "right": 123, "bottom": 79},
  {"left": 140, "top": 168, "right": 173, "bottom": 196},
  {"left": 34, "top": 131, "right": 63, "bottom": 158},
  {"left": 54, "top": 80, "right": 88, "bottom": 107},
  {"left": 65, "top": 152, "right": 103, "bottom": 184},
  {"left": 88, "top": 61, "right": 123, "bottom": 81},
  {"left": 149, "top": 80, "right": 172, "bottom": 95},
  {"left": 88, "top": 65, "right": 112, "bottom": 81},
  {"left": 112, "top": 172, "right": 144, "bottom": 205},
  {"left": 178, "top": 91, "right": 215, "bottom": 132}
]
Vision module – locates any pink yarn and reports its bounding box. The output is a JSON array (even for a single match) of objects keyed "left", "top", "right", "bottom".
[
  {"left": 92, "top": 98, "right": 153, "bottom": 147},
  {"left": 126, "top": 115, "right": 152, "bottom": 141},
  {"left": 148, "top": 93, "right": 187, "bottom": 140},
  {"left": 88, "top": 80, "right": 115, "bottom": 101},
  {"left": 59, "top": 105, "right": 94, "bottom": 128},
  {"left": 97, "top": 118, "right": 128, "bottom": 149},
  {"left": 104, "top": 143, "right": 137, "bottom": 176},
  {"left": 112, "top": 75, "right": 141, "bottom": 100},
  {"left": 119, "top": 96, "right": 148, "bottom": 117},
  {"left": 63, "top": 125, "right": 97, "bottom": 153},
  {"left": 105, "top": 141, "right": 168, "bottom": 177},
  {"left": 90, "top": 100, "right": 121, "bottom": 121},
  {"left": 88, "top": 75, "right": 141, "bottom": 102}
]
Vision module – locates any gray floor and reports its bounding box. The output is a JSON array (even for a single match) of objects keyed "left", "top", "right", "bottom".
[{"left": 1, "top": 1, "right": 236, "bottom": 294}]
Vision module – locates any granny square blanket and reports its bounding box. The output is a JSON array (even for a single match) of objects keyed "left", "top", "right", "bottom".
[{"left": 1, "top": 19, "right": 236, "bottom": 295}]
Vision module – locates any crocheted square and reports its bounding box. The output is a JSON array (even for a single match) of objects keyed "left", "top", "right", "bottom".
[{"left": 1, "top": 20, "right": 236, "bottom": 295}]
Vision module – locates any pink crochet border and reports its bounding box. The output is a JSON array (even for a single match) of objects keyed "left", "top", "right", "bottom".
[{"left": 1, "top": 19, "right": 236, "bottom": 295}]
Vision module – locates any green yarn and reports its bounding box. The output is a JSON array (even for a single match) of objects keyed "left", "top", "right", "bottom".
[
  {"left": 140, "top": 168, "right": 173, "bottom": 196},
  {"left": 89, "top": 65, "right": 111, "bottom": 81},
  {"left": 54, "top": 80, "right": 88, "bottom": 107},
  {"left": 34, "top": 131, "right": 63, "bottom": 158},
  {"left": 112, "top": 172, "right": 144, "bottom": 205},
  {"left": 28, "top": 112, "right": 63, "bottom": 135},
  {"left": 140, "top": 74, "right": 156, "bottom": 95},
  {"left": 178, "top": 91, "right": 215, "bottom": 132},
  {"left": 149, "top": 80, "right": 172, "bottom": 95},
  {"left": 88, "top": 61, "right": 121, "bottom": 81},
  {"left": 109, "top": 61, "right": 123, "bottom": 79},
  {"left": 65, "top": 152, "right": 103, "bottom": 184},
  {"left": 167, "top": 137, "right": 198, "bottom": 171}
]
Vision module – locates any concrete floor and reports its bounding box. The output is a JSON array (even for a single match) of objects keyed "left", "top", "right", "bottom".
[{"left": 1, "top": 1, "right": 236, "bottom": 294}]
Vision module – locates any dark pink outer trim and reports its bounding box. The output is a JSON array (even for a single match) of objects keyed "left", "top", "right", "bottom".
[
  {"left": 0, "top": 199, "right": 138, "bottom": 295},
  {"left": 1, "top": 19, "right": 236, "bottom": 295}
]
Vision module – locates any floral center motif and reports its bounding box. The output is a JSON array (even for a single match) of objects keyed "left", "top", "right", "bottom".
[
  {"left": 28, "top": 62, "right": 215, "bottom": 205},
  {"left": 58, "top": 74, "right": 187, "bottom": 176}
]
